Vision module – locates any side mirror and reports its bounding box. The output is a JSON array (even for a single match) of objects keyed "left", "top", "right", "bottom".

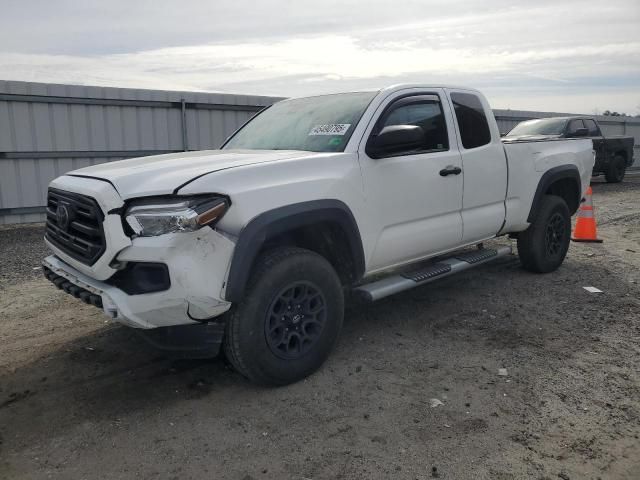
[
  {"left": 367, "top": 125, "right": 424, "bottom": 158},
  {"left": 570, "top": 127, "right": 589, "bottom": 138}
]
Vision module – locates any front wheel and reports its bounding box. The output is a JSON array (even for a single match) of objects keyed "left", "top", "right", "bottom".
[
  {"left": 517, "top": 195, "right": 571, "bottom": 273},
  {"left": 223, "top": 247, "right": 344, "bottom": 386},
  {"left": 604, "top": 155, "right": 626, "bottom": 183}
]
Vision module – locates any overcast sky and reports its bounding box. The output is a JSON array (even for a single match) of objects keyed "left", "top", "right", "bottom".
[{"left": 0, "top": 0, "right": 638, "bottom": 113}]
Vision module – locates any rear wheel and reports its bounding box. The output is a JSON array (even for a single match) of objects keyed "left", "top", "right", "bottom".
[
  {"left": 223, "top": 247, "right": 344, "bottom": 386},
  {"left": 517, "top": 195, "right": 571, "bottom": 273},
  {"left": 604, "top": 155, "right": 626, "bottom": 183}
]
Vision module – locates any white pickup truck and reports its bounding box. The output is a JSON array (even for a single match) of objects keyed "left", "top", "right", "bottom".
[{"left": 43, "top": 85, "right": 594, "bottom": 385}]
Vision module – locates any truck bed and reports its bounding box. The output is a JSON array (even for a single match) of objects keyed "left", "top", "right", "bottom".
[{"left": 501, "top": 138, "right": 594, "bottom": 232}]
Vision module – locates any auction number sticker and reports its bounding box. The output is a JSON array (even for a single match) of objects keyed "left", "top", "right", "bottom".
[{"left": 309, "top": 124, "right": 351, "bottom": 136}]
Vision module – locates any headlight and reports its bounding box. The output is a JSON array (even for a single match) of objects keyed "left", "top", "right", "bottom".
[{"left": 125, "top": 195, "right": 229, "bottom": 237}]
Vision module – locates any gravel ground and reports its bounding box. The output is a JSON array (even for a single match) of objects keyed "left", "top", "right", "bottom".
[
  {"left": 0, "top": 224, "right": 49, "bottom": 289},
  {"left": 0, "top": 177, "right": 638, "bottom": 480}
]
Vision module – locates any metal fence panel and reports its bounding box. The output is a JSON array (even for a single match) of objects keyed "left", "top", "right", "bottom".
[
  {"left": 0, "top": 80, "right": 282, "bottom": 224},
  {"left": 1, "top": 80, "right": 638, "bottom": 224}
]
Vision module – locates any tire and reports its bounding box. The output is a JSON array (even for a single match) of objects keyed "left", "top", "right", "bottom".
[
  {"left": 223, "top": 247, "right": 344, "bottom": 386},
  {"left": 604, "top": 155, "right": 626, "bottom": 183},
  {"left": 517, "top": 195, "right": 571, "bottom": 273}
]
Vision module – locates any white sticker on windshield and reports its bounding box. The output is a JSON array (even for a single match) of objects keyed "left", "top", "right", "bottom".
[{"left": 308, "top": 124, "right": 351, "bottom": 136}]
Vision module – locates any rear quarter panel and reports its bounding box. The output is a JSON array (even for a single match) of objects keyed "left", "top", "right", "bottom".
[{"left": 502, "top": 138, "right": 594, "bottom": 232}]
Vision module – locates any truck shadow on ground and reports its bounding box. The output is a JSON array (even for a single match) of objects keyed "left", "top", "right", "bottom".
[{"left": 0, "top": 251, "right": 636, "bottom": 449}]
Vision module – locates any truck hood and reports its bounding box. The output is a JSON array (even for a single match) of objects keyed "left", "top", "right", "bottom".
[{"left": 67, "top": 149, "right": 316, "bottom": 199}]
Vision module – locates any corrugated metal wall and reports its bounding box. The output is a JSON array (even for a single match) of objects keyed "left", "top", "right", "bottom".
[
  {"left": 1, "top": 80, "right": 638, "bottom": 224},
  {"left": 0, "top": 80, "right": 282, "bottom": 224}
]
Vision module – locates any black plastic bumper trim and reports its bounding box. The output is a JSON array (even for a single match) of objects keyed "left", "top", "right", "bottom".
[
  {"left": 43, "top": 266, "right": 103, "bottom": 308},
  {"left": 106, "top": 262, "right": 171, "bottom": 295}
]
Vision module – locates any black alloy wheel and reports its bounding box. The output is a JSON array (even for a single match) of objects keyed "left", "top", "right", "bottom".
[
  {"left": 265, "top": 281, "right": 327, "bottom": 360},
  {"left": 544, "top": 212, "right": 566, "bottom": 257}
]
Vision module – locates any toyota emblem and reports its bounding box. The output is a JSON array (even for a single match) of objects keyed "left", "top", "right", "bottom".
[{"left": 56, "top": 204, "right": 70, "bottom": 230}]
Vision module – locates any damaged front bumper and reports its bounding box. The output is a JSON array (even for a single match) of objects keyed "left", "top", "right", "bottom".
[
  {"left": 43, "top": 259, "right": 228, "bottom": 357},
  {"left": 43, "top": 227, "right": 236, "bottom": 329}
]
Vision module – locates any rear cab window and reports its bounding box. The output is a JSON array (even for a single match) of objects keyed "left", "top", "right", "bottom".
[
  {"left": 567, "top": 119, "right": 585, "bottom": 135},
  {"left": 584, "top": 119, "right": 601, "bottom": 136},
  {"left": 450, "top": 92, "right": 491, "bottom": 149}
]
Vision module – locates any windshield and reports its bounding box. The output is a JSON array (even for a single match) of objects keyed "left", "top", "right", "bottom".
[
  {"left": 223, "top": 91, "right": 377, "bottom": 152},
  {"left": 507, "top": 118, "right": 568, "bottom": 136}
]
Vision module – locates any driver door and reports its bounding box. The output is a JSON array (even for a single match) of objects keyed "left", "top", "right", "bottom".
[{"left": 359, "top": 90, "right": 464, "bottom": 272}]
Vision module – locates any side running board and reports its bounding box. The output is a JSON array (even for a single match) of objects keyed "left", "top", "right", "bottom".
[{"left": 355, "top": 246, "right": 512, "bottom": 302}]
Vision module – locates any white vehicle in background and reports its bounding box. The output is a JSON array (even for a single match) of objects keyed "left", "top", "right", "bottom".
[{"left": 42, "top": 84, "right": 594, "bottom": 385}]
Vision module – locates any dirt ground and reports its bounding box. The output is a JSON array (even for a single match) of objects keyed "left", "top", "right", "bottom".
[{"left": 0, "top": 177, "right": 638, "bottom": 480}]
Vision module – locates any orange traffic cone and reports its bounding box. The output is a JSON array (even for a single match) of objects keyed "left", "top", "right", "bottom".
[{"left": 571, "top": 186, "right": 602, "bottom": 243}]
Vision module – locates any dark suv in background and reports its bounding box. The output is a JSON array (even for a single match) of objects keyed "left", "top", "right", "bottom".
[{"left": 507, "top": 116, "right": 635, "bottom": 183}]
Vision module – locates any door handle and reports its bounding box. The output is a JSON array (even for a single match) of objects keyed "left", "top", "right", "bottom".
[{"left": 439, "top": 166, "right": 462, "bottom": 176}]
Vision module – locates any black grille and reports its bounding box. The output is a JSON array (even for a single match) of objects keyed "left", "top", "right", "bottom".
[{"left": 45, "top": 188, "right": 106, "bottom": 265}]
